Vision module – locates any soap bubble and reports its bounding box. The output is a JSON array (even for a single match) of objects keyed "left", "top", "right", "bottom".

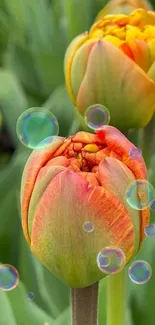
[
  {"left": 84, "top": 104, "right": 110, "bottom": 130},
  {"left": 125, "top": 179, "right": 155, "bottom": 210},
  {"left": 129, "top": 147, "right": 142, "bottom": 159},
  {"left": 128, "top": 260, "right": 152, "bottom": 284},
  {"left": 16, "top": 107, "right": 59, "bottom": 149},
  {"left": 27, "top": 292, "right": 35, "bottom": 300},
  {"left": 97, "top": 246, "right": 126, "bottom": 274},
  {"left": 0, "top": 264, "right": 19, "bottom": 291},
  {"left": 144, "top": 224, "right": 155, "bottom": 237},
  {"left": 83, "top": 221, "right": 94, "bottom": 232}
]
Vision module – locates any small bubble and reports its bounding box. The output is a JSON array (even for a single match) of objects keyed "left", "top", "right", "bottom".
[
  {"left": 16, "top": 107, "right": 59, "bottom": 149},
  {"left": 129, "top": 147, "right": 142, "bottom": 159},
  {"left": 27, "top": 292, "right": 35, "bottom": 300},
  {"left": 97, "top": 246, "right": 126, "bottom": 274},
  {"left": 125, "top": 179, "right": 155, "bottom": 210},
  {"left": 84, "top": 104, "right": 110, "bottom": 130},
  {"left": 44, "top": 323, "right": 49, "bottom": 325},
  {"left": 149, "top": 199, "right": 155, "bottom": 211},
  {"left": 0, "top": 264, "right": 19, "bottom": 291},
  {"left": 128, "top": 260, "right": 152, "bottom": 284},
  {"left": 144, "top": 224, "right": 155, "bottom": 237},
  {"left": 83, "top": 221, "right": 94, "bottom": 232}
]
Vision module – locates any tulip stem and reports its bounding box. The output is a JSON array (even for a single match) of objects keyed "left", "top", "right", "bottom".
[
  {"left": 107, "top": 270, "right": 125, "bottom": 325},
  {"left": 71, "top": 282, "right": 99, "bottom": 325}
]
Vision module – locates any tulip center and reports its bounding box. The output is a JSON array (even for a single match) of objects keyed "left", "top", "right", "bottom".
[
  {"left": 53, "top": 135, "right": 121, "bottom": 186},
  {"left": 90, "top": 9, "right": 155, "bottom": 71}
]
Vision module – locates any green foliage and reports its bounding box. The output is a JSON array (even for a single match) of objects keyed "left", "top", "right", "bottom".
[{"left": 0, "top": 0, "right": 155, "bottom": 324}]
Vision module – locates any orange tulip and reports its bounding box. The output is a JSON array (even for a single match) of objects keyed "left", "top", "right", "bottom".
[
  {"left": 64, "top": 9, "right": 155, "bottom": 129},
  {"left": 21, "top": 126, "right": 149, "bottom": 288}
]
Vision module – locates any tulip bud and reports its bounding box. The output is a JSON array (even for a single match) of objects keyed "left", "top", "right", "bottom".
[
  {"left": 21, "top": 127, "right": 149, "bottom": 288},
  {"left": 64, "top": 9, "right": 155, "bottom": 129}
]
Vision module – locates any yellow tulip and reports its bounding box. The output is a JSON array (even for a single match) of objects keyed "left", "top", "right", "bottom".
[{"left": 64, "top": 9, "right": 155, "bottom": 129}]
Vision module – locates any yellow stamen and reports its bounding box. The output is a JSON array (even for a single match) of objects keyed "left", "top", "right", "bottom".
[{"left": 83, "top": 144, "right": 99, "bottom": 153}]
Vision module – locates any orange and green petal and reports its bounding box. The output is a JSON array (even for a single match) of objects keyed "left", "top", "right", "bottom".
[
  {"left": 21, "top": 136, "right": 65, "bottom": 244},
  {"left": 31, "top": 169, "right": 135, "bottom": 288},
  {"left": 76, "top": 40, "right": 155, "bottom": 129}
]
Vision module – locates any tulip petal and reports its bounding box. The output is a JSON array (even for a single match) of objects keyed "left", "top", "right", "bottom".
[
  {"left": 71, "top": 40, "right": 97, "bottom": 98},
  {"left": 76, "top": 40, "right": 155, "bottom": 129},
  {"left": 148, "top": 58, "right": 155, "bottom": 82},
  {"left": 31, "top": 169, "right": 135, "bottom": 288},
  {"left": 98, "top": 157, "right": 140, "bottom": 251},
  {"left": 21, "top": 136, "right": 65, "bottom": 244},
  {"left": 124, "top": 40, "right": 151, "bottom": 72},
  {"left": 96, "top": 126, "right": 147, "bottom": 179},
  {"left": 28, "top": 165, "right": 66, "bottom": 237},
  {"left": 64, "top": 32, "right": 89, "bottom": 104}
]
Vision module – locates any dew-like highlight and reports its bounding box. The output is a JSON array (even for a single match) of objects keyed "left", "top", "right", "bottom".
[
  {"left": 149, "top": 199, "right": 155, "bottom": 211},
  {"left": 129, "top": 147, "right": 142, "bottom": 159},
  {"left": 84, "top": 104, "right": 110, "bottom": 130},
  {"left": 97, "top": 246, "right": 126, "bottom": 274},
  {"left": 83, "top": 221, "right": 94, "bottom": 233},
  {"left": 27, "top": 292, "right": 35, "bottom": 300},
  {"left": 144, "top": 224, "right": 155, "bottom": 237},
  {"left": 16, "top": 107, "right": 59, "bottom": 149},
  {"left": 0, "top": 264, "right": 19, "bottom": 291},
  {"left": 128, "top": 260, "right": 152, "bottom": 284},
  {"left": 125, "top": 179, "right": 155, "bottom": 211}
]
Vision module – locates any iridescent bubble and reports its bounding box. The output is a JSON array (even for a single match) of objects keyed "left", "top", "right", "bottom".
[
  {"left": 125, "top": 179, "right": 155, "bottom": 211},
  {"left": 27, "top": 292, "right": 35, "bottom": 300},
  {"left": 0, "top": 264, "right": 19, "bottom": 291},
  {"left": 129, "top": 147, "right": 142, "bottom": 159},
  {"left": 128, "top": 260, "right": 152, "bottom": 284},
  {"left": 83, "top": 221, "right": 94, "bottom": 232},
  {"left": 16, "top": 107, "right": 59, "bottom": 149},
  {"left": 149, "top": 199, "right": 155, "bottom": 211},
  {"left": 97, "top": 246, "right": 126, "bottom": 274},
  {"left": 144, "top": 224, "right": 155, "bottom": 237},
  {"left": 84, "top": 104, "right": 110, "bottom": 130}
]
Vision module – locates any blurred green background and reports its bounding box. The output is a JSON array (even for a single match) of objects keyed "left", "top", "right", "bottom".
[{"left": 0, "top": 0, "right": 155, "bottom": 324}]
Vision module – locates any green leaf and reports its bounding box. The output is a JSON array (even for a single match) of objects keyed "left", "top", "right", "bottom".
[
  {"left": 127, "top": 237, "right": 155, "bottom": 325},
  {"left": 98, "top": 278, "right": 106, "bottom": 325},
  {"left": 6, "top": 281, "right": 54, "bottom": 325},
  {"left": 19, "top": 234, "right": 69, "bottom": 318},
  {"left": 0, "top": 290, "right": 17, "bottom": 325},
  {"left": 54, "top": 307, "right": 70, "bottom": 325},
  {"left": 0, "top": 70, "right": 28, "bottom": 145},
  {"left": 43, "top": 85, "right": 74, "bottom": 137}
]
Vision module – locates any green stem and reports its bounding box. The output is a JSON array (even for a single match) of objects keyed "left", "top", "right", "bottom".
[
  {"left": 107, "top": 270, "right": 125, "bottom": 325},
  {"left": 71, "top": 282, "right": 99, "bottom": 325}
]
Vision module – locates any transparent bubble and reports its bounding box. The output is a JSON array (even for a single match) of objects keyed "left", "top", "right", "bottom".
[
  {"left": 16, "top": 107, "right": 59, "bottom": 149},
  {"left": 128, "top": 260, "right": 152, "bottom": 284},
  {"left": 129, "top": 147, "right": 142, "bottom": 159},
  {"left": 83, "top": 221, "right": 94, "bottom": 232},
  {"left": 27, "top": 292, "right": 35, "bottom": 300},
  {"left": 0, "top": 264, "right": 19, "bottom": 291},
  {"left": 84, "top": 104, "right": 110, "bottom": 130},
  {"left": 44, "top": 323, "right": 49, "bottom": 325},
  {"left": 149, "top": 199, "right": 155, "bottom": 211},
  {"left": 144, "top": 224, "right": 155, "bottom": 237},
  {"left": 125, "top": 179, "right": 155, "bottom": 211},
  {"left": 97, "top": 246, "right": 126, "bottom": 274}
]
